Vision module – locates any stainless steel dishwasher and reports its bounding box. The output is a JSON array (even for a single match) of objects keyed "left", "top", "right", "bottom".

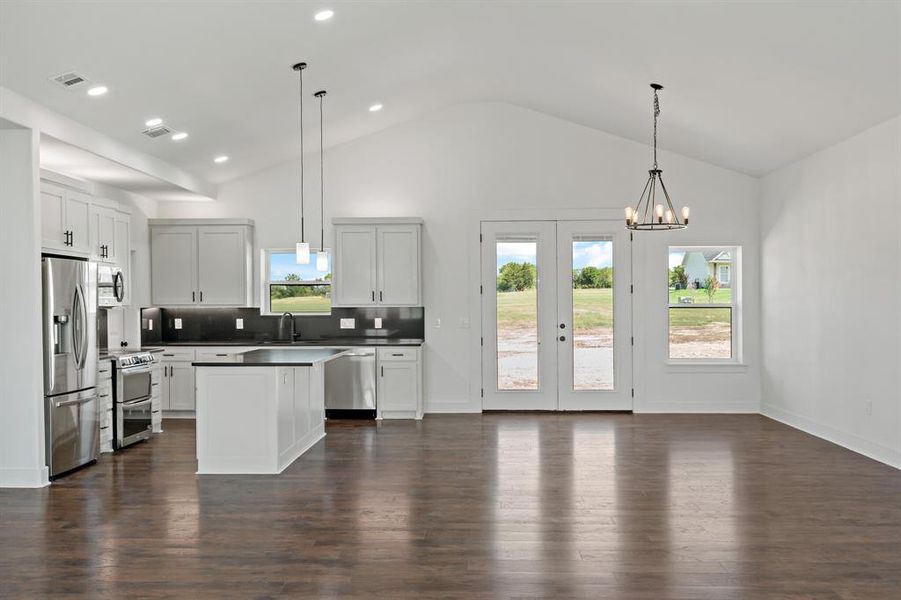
[{"left": 324, "top": 347, "right": 376, "bottom": 418}]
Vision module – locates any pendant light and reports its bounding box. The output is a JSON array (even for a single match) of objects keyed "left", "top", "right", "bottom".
[
  {"left": 625, "top": 83, "right": 690, "bottom": 231},
  {"left": 314, "top": 89, "right": 328, "bottom": 272},
  {"left": 292, "top": 62, "right": 311, "bottom": 263}
]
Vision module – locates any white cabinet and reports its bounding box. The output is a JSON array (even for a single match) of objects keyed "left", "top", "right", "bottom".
[
  {"left": 151, "top": 226, "right": 197, "bottom": 305},
  {"left": 40, "top": 182, "right": 91, "bottom": 254},
  {"left": 159, "top": 348, "right": 197, "bottom": 413},
  {"left": 334, "top": 226, "right": 378, "bottom": 305},
  {"left": 197, "top": 226, "right": 250, "bottom": 305},
  {"left": 333, "top": 218, "right": 422, "bottom": 307},
  {"left": 377, "top": 347, "right": 422, "bottom": 420},
  {"left": 89, "top": 204, "right": 117, "bottom": 262},
  {"left": 149, "top": 220, "right": 253, "bottom": 306}
]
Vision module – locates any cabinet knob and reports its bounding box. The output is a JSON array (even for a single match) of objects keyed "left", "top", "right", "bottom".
[{"left": 559, "top": 335, "right": 566, "bottom": 342}]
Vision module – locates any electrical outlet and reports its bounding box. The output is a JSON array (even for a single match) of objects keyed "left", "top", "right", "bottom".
[
  {"left": 340, "top": 318, "right": 355, "bottom": 329},
  {"left": 174, "top": 318, "right": 183, "bottom": 330},
  {"left": 236, "top": 318, "right": 244, "bottom": 330},
  {"left": 374, "top": 317, "right": 383, "bottom": 329}
]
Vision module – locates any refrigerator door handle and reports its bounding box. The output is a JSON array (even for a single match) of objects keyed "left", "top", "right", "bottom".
[
  {"left": 73, "top": 284, "right": 89, "bottom": 370},
  {"left": 55, "top": 395, "right": 95, "bottom": 408}
]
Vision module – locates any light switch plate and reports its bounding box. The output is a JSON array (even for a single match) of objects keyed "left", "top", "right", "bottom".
[
  {"left": 434, "top": 317, "right": 441, "bottom": 328},
  {"left": 374, "top": 317, "right": 383, "bottom": 329},
  {"left": 458, "top": 317, "right": 470, "bottom": 329},
  {"left": 236, "top": 318, "right": 244, "bottom": 330},
  {"left": 340, "top": 318, "right": 355, "bottom": 329},
  {"left": 174, "top": 318, "right": 183, "bottom": 330}
]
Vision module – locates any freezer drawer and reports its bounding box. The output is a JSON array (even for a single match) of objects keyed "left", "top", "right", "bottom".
[
  {"left": 324, "top": 348, "right": 376, "bottom": 411},
  {"left": 46, "top": 388, "right": 99, "bottom": 477}
]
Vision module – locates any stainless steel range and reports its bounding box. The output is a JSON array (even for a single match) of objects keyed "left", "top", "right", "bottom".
[{"left": 112, "top": 352, "right": 155, "bottom": 449}]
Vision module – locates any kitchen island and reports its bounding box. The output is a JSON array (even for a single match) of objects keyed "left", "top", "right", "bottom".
[{"left": 193, "top": 348, "right": 348, "bottom": 474}]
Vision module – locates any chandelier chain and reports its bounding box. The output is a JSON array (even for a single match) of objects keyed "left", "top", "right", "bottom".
[{"left": 653, "top": 88, "right": 660, "bottom": 169}]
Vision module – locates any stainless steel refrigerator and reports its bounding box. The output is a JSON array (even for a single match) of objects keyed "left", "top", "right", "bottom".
[{"left": 42, "top": 257, "right": 99, "bottom": 477}]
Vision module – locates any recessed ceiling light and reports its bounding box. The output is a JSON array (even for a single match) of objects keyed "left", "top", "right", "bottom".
[
  {"left": 314, "top": 9, "right": 333, "bottom": 21},
  {"left": 87, "top": 85, "right": 108, "bottom": 96},
  {"left": 213, "top": 155, "right": 229, "bottom": 164},
  {"left": 368, "top": 103, "right": 383, "bottom": 112},
  {"left": 171, "top": 132, "right": 188, "bottom": 141},
  {"left": 145, "top": 117, "right": 163, "bottom": 127}
]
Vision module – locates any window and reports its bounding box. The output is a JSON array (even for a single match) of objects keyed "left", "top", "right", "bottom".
[
  {"left": 667, "top": 246, "right": 740, "bottom": 361},
  {"left": 261, "top": 249, "right": 331, "bottom": 315}
]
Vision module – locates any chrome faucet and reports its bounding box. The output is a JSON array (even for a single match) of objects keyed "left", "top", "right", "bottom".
[{"left": 279, "top": 312, "right": 299, "bottom": 342}]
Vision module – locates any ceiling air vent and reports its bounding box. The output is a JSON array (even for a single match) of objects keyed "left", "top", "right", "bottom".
[
  {"left": 142, "top": 125, "right": 173, "bottom": 138},
  {"left": 50, "top": 71, "right": 91, "bottom": 90}
]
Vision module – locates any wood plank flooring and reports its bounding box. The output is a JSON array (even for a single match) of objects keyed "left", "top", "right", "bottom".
[{"left": 1, "top": 414, "right": 900, "bottom": 599}]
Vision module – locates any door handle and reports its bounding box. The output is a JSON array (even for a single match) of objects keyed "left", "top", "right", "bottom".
[
  {"left": 559, "top": 335, "right": 566, "bottom": 342},
  {"left": 559, "top": 323, "right": 566, "bottom": 329},
  {"left": 199, "top": 291, "right": 203, "bottom": 302},
  {"left": 192, "top": 291, "right": 196, "bottom": 302},
  {"left": 379, "top": 291, "right": 383, "bottom": 302}
]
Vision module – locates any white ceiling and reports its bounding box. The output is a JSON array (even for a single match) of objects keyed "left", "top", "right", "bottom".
[{"left": 1, "top": 1, "right": 899, "bottom": 186}]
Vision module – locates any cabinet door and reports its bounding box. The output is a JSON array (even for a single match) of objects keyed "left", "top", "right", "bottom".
[
  {"left": 334, "top": 226, "right": 377, "bottom": 306},
  {"left": 151, "top": 226, "right": 197, "bottom": 305},
  {"left": 90, "top": 206, "right": 116, "bottom": 262},
  {"left": 160, "top": 365, "right": 171, "bottom": 410},
  {"left": 167, "top": 362, "right": 196, "bottom": 411},
  {"left": 197, "top": 226, "right": 247, "bottom": 305},
  {"left": 378, "top": 361, "right": 418, "bottom": 412},
  {"left": 41, "top": 183, "right": 68, "bottom": 251},
  {"left": 65, "top": 190, "right": 92, "bottom": 254},
  {"left": 114, "top": 215, "right": 131, "bottom": 305},
  {"left": 377, "top": 225, "right": 420, "bottom": 306}
]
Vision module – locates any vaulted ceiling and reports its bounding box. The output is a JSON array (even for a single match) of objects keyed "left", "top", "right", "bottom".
[{"left": 2, "top": 1, "right": 898, "bottom": 185}]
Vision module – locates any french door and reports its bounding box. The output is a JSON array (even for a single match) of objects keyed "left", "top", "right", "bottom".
[{"left": 481, "top": 221, "right": 632, "bottom": 411}]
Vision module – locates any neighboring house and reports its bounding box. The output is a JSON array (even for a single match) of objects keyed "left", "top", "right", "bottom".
[{"left": 681, "top": 250, "right": 732, "bottom": 288}]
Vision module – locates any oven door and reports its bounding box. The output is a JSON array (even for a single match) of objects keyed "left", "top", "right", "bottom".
[{"left": 117, "top": 395, "right": 152, "bottom": 447}]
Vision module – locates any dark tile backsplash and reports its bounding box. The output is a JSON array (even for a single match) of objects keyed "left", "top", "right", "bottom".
[{"left": 141, "top": 306, "right": 424, "bottom": 345}]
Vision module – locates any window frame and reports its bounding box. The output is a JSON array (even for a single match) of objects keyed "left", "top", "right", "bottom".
[
  {"left": 259, "top": 247, "right": 332, "bottom": 316},
  {"left": 667, "top": 245, "right": 742, "bottom": 365}
]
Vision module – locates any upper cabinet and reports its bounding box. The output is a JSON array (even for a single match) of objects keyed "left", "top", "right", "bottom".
[
  {"left": 89, "top": 204, "right": 117, "bottom": 263},
  {"left": 40, "top": 182, "right": 92, "bottom": 255},
  {"left": 332, "top": 218, "right": 422, "bottom": 307},
  {"left": 149, "top": 219, "right": 254, "bottom": 307}
]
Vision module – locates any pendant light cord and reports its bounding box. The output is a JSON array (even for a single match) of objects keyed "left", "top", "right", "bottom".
[
  {"left": 317, "top": 91, "right": 326, "bottom": 252},
  {"left": 296, "top": 64, "right": 306, "bottom": 243}
]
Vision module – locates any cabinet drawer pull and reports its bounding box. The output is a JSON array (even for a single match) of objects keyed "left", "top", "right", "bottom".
[
  {"left": 391, "top": 353, "right": 403, "bottom": 357},
  {"left": 381, "top": 366, "right": 384, "bottom": 377},
  {"left": 215, "top": 353, "right": 228, "bottom": 357}
]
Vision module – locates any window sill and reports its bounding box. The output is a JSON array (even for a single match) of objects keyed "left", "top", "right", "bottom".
[{"left": 664, "top": 361, "right": 749, "bottom": 374}]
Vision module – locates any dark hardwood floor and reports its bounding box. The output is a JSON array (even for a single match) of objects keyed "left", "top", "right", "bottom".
[{"left": 2, "top": 414, "right": 900, "bottom": 599}]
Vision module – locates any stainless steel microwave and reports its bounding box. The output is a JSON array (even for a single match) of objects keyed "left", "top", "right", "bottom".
[{"left": 97, "top": 264, "right": 126, "bottom": 307}]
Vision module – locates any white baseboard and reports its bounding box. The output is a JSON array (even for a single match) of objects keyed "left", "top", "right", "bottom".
[
  {"left": 0, "top": 466, "right": 50, "bottom": 488},
  {"left": 636, "top": 401, "right": 759, "bottom": 414},
  {"left": 762, "top": 403, "right": 901, "bottom": 470}
]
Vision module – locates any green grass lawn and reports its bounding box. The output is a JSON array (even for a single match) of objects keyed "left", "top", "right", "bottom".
[
  {"left": 496, "top": 287, "right": 730, "bottom": 330},
  {"left": 271, "top": 296, "right": 331, "bottom": 313},
  {"left": 668, "top": 287, "right": 732, "bottom": 304}
]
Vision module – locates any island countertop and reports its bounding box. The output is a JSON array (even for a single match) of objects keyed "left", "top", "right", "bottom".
[{"left": 192, "top": 348, "right": 347, "bottom": 367}]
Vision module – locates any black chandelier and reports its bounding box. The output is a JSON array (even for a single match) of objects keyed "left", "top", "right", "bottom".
[{"left": 625, "top": 83, "right": 690, "bottom": 231}]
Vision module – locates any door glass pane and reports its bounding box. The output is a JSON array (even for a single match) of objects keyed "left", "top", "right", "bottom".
[
  {"left": 668, "top": 307, "right": 732, "bottom": 358},
  {"left": 571, "top": 239, "right": 614, "bottom": 390},
  {"left": 496, "top": 240, "right": 538, "bottom": 390}
]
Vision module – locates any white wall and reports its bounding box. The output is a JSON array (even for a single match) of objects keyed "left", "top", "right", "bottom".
[
  {"left": 157, "top": 102, "right": 761, "bottom": 413},
  {"left": 0, "top": 126, "right": 48, "bottom": 487},
  {"left": 760, "top": 116, "right": 901, "bottom": 468}
]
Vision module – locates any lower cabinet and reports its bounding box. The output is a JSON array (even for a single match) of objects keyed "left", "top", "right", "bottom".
[
  {"left": 377, "top": 347, "right": 422, "bottom": 420},
  {"left": 97, "top": 360, "right": 114, "bottom": 453}
]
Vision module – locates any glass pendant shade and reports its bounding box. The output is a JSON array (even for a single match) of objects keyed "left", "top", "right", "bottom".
[
  {"left": 315, "top": 251, "right": 328, "bottom": 272},
  {"left": 295, "top": 242, "right": 310, "bottom": 264}
]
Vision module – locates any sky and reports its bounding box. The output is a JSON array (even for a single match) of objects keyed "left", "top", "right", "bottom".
[
  {"left": 496, "top": 241, "right": 613, "bottom": 272},
  {"left": 270, "top": 251, "right": 331, "bottom": 281}
]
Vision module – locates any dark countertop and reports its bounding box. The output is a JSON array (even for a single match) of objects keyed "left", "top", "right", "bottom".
[
  {"left": 98, "top": 347, "right": 166, "bottom": 360},
  {"left": 193, "top": 348, "right": 348, "bottom": 367},
  {"left": 163, "top": 338, "right": 424, "bottom": 347}
]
